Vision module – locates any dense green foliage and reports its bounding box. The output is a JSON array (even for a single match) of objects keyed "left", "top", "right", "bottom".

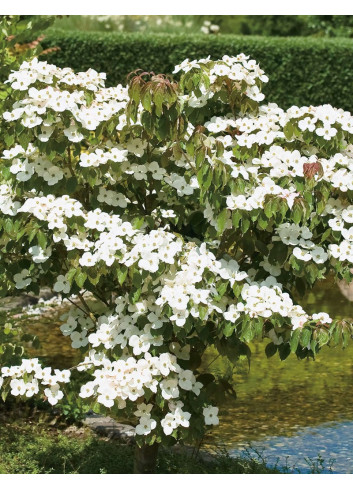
[
  {"left": 42, "top": 30, "right": 353, "bottom": 112},
  {"left": 51, "top": 15, "right": 353, "bottom": 38},
  {"left": 221, "top": 15, "right": 310, "bottom": 36},
  {"left": 307, "top": 16, "right": 353, "bottom": 38},
  {"left": 225, "top": 15, "right": 353, "bottom": 37},
  {"left": 208, "top": 15, "right": 353, "bottom": 38}
]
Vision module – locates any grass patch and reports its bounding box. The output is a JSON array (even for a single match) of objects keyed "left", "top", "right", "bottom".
[{"left": 0, "top": 409, "right": 278, "bottom": 474}]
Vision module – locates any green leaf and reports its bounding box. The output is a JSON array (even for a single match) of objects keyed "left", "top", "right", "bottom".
[
  {"left": 4, "top": 133, "right": 14, "bottom": 147},
  {"left": 278, "top": 343, "right": 291, "bottom": 361},
  {"left": 4, "top": 220, "right": 13, "bottom": 235},
  {"left": 129, "top": 79, "right": 142, "bottom": 104},
  {"left": 283, "top": 122, "right": 294, "bottom": 140},
  {"left": 317, "top": 329, "right": 329, "bottom": 347},
  {"left": 300, "top": 328, "right": 311, "bottom": 348},
  {"left": 195, "top": 147, "right": 206, "bottom": 168},
  {"left": 1, "top": 389, "right": 9, "bottom": 402},
  {"left": 37, "top": 231, "right": 47, "bottom": 249},
  {"left": 141, "top": 111, "right": 153, "bottom": 134},
  {"left": 241, "top": 217, "right": 250, "bottom": 234},
  {"left": 197, "top": 165, "right": 213, "bottom": 191},
  {"left": 130, "top": 288, "right": 142, "bottom": 304},
  {"left": 223, "top": 322, "right": 235, "bottom": 337},
  {"left": 232, "top": 210, "right": 241, "bottom": 228},
  {"left": 198, "top": 304, "right": 208, "bottom": 321},
  {"left": 232, "top": 282, "right": 242, "bottom": 297},
  {"left": 216, "top": 281, "right": 228, "bottom": 297},
  {"left": 320, "top": 228, "right": 331, "bottom": 243},
  {"left": 66, "top": 176, "right": 78, "bottom": 194},
  {"left": 141, "top": 88, "right": 152, "bottom": 112},
  {"left": 258, "top": 213, "right": 269, "bottom": 230},
  {"left": 217, "top": 208, "right": 228, "bottom": 234},
  {"left": 172, "top": 143, "right": 183, "bottom": 161},
  {"left": 153, "top": 87, "right": 164, "bottom": 115},
  {"left": 132, "top": 270, "right": 142, "bottom": 288},
  {"left": 290, "top": 328, "right": 301, "bottom": 353},
  {"left": 117, "top": 266, "right": 128, "bottom": 285},
  {"left": 75, "top": 270, "right": 87, "bottom": 288},
  {"left": 265, "top": 342, "right": 277, "bottom": 358},
  {"left": 185, "top": 139, "right": 195, "bottom": 157},
  {"left": 241, "top": 318, "right": 254, "bottom": 343},
  {"left": 268, "top": 242, "right": 288, "bottom": 266},
  {"left": 342, "top": 327, "right": 350, "bottom": 348},
  {"left": 157, "top": 117, "right": 169, "bottom": 140},
  {"left": 18, "top": 131, "right": 30, "bottom": 150},
  {"left": 264, "top": 199, "right": 273, "bottom": 218},
  {"left": 216, "top": 140, "right": 224, "bottom": 157},
  {"left": 306, "top": 263, "right": 318, "bottom": 285},
  {"left": 66, "top": 268, "right": 77, "bottom": 284}
]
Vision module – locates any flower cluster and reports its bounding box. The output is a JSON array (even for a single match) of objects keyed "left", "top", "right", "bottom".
[
  {"left": 175, "top": 54, "right": 268, "bottom": 107},
  {"left": 4, "top": 57, "right": 127, "bottom": 139},
  {"left": 1, "top": 358, "right": 70, "bottom": 405}
]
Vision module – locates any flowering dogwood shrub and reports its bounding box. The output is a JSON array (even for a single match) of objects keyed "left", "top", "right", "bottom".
[{"left": 0, "top": 54, "right": 353, "bottom": 453}]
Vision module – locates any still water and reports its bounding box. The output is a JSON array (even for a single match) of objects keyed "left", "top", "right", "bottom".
[
  {"left": 26, "top": 279, "right": 353, "bottom": 473},
  {"left": 203, "top": 279, "right": 353, "bottom": 473}
]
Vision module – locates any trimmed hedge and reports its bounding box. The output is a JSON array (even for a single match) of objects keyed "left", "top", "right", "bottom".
[{"left": 42, "top": 29, "right": 353, "bottom": 112}]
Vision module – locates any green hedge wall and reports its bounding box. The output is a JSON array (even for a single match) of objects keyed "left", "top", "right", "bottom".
[{"left": 42, "top": 30, "right": 353, "bottom": 112}]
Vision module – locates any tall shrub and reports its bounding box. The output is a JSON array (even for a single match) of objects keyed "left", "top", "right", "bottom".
[{"left": 0, "top": 52, "right": 352, "bottom": 472}]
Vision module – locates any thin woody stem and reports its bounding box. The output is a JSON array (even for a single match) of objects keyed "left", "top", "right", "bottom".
[
  {"left": 66, "top": 297, "right": 90, "bottom": 317},
  {"left": 77, "top": 291, "right": 92, "bottom": 313},
  {"left": 66, "top": 146, "right": 75, "bottom": 178}
]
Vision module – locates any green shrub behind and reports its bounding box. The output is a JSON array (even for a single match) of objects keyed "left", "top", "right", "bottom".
[{"left": 41, "top": 29, "right": 353, "bottom": 112}]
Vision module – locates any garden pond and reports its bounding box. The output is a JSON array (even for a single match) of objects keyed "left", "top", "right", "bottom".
[{"left": 24, "top": 278, "right": 353, "bottom": 473}]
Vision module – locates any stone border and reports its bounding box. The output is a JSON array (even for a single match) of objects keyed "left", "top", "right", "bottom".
[
  {"left": 83, "top": 414, "right": 216, "bottom": 462},
  {"left": 83, "top": 414, "right": 136, "bottom": 444}
]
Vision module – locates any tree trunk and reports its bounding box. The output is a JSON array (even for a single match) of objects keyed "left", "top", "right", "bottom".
[{"left": 133, "top": 442, "right": 159, "bottom": 474}]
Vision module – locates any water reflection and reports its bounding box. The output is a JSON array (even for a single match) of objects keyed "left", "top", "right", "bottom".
[
  {"left": 204, "top": 342, "right": 353, "bottom": 445},
  {"left": 228, "top": 421, "right": 353, "bottom": 473},
  {"left": 27, "top": 311, "right": 82, "bottom": 369}
]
